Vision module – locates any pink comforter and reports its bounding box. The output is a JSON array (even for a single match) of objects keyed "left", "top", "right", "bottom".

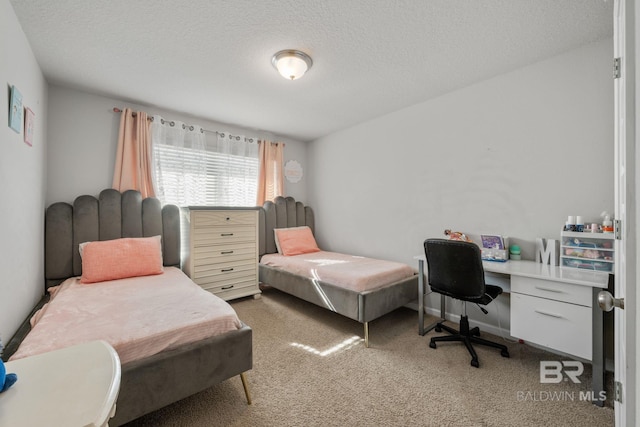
[
  {"left": 260, "top": 251, "right": 415, "bottom": 292},
  {"left": 10, "top": 267, "right": 242, "bottom": 364}
]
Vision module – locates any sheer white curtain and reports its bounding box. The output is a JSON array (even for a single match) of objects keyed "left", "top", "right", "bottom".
[
  {"left": 151, "top": 115, "right": 207, "bottom": 206},
  {"left": 151, "top": 114, "right": 259, "bottom": 207},
  {"left": 211, "top": 133, "right": 259, "bottom": 206}
]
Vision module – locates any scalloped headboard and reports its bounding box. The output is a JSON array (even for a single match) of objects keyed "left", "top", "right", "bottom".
[
  {"left": 259, "top": 196, "right": 315, "bottom": 257},
  {"left": 45, "top": 189, "right": 181, "bottom": 288}
]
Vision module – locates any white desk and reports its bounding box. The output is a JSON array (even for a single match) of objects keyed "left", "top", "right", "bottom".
[
  {"left": 0, "top": 340, "right": 121, "bottom": 426},
  {"left": 415, "top": 256, "right": 610, "bottom": 406}
]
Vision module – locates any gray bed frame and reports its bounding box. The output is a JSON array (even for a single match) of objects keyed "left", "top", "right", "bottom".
[
  {"left": 258, "top": 196, "right": 418, "bottom": 347},
  {"left": 4, "top": 189, "right": 253, "bottom": 426}
]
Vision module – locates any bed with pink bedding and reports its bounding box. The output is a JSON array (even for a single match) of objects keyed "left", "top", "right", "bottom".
[
  {"left": 10, "top": 267, "right": 242, "bottom": 365},
  {"left": 259, "top": 197, "right": 418, "bottom": 347},
  {"left": 261, "top": 251, "right": 415, "bottom": 293},
  {"left": 3, "top": 189, "right": 253, "bottom": 426}
]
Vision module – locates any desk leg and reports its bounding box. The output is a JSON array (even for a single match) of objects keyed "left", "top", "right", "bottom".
[
  {"left": 418, "top": 259, "right": 446, "bottom": 336},
  {"left": 591, "top": 287, "right": 605, "bottom": 407},
  {"left": 419, "top": 259, "right": 425, "bottom": 335}
]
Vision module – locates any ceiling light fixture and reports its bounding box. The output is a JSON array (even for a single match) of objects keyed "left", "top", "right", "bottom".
[{"left": 272, "top": 50, "right": 313, "bottom": 81}]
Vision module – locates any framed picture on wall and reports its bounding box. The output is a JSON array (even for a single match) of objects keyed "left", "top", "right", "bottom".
[
  {"left": 24, "top": 107, "right": 35, "bottom": 146},
  {"left": 284, "top": 160, "right": 303, "bottom": 183},
  {"left": 8, "top": 85, "right": 23, "bottom": 133}
]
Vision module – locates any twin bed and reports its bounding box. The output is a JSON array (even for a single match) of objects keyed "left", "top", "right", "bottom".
[
  {"left": 4, "top": 189, "right": 252, "bottom": 426},
  {"left": 5, "top": 191, "right": 417, "bottom": 425},
  {"left": 258, "top": 196, "right": 418, "bottom": 347}
]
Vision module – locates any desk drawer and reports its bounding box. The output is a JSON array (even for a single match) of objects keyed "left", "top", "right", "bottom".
[
  {"left": 511, "top": 293, "right": 592, "bottom": 360},
  {"left": 512, "top": 276, "right": 592, "bottom": 307}
]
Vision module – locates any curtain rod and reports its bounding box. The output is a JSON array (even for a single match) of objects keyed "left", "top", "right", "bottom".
[{"left": 112, "top": 107, "right": 270, "bottom": 143}]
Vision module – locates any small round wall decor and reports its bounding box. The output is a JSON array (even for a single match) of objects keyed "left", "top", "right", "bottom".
[{"left": 284, "top": 160, "right": 303, "bottom": 183}]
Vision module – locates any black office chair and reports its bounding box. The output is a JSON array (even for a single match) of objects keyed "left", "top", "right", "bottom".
[{"left": 424, "top": 238, "right": 509, "bottom": 367}]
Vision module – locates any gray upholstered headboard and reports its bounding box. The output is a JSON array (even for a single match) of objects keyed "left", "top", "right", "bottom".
[
  {"left": 45, "top": 189, "right": 181, "bottom": 289},
  {"left": 259, "top": 196, "right": 315, "bottom": 257}
]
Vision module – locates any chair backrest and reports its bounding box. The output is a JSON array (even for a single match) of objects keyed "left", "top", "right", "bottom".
[{"left": 424, "top": 238, "right": 486, "bottom": 300}]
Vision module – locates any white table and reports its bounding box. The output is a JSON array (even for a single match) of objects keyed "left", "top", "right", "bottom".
[
  {"left": 0, "top": 340, "right": 121, "bottom": 426},
  {"left": 415, "top": 256, "right": 610, "bottom": 406}
]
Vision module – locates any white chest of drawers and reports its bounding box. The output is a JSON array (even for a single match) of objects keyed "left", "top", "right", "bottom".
[{"left": 184, "top": 208, "right": 261, "bottom": 301}]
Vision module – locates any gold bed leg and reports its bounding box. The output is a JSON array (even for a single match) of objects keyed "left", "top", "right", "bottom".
[
  {"left": 364, "top": 322, "right": 369, "bottom": 348},
  {"left": 240, "top": 372, "right": 252, "bottom": 405}
]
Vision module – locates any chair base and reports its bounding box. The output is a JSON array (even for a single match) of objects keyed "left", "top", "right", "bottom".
[{"left": 429, "top": 315, "right": 509, "bottom": 367}]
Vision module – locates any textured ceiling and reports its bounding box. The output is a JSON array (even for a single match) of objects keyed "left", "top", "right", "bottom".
[{"left": 10, "top": 0, "right": 613, "bottom": 142}]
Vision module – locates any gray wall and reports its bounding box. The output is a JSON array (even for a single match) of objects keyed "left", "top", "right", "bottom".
[
  {"left": 307, "top": 38, "right": 614, "bottom": 332},
  {"left": 0, "top": 0, "right": 48, "bottom": 342},
  {"left": 46, "top": 85, "right": 308, "bottom": 206}
]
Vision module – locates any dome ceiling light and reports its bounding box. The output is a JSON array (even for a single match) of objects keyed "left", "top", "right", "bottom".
[{"left": 272, "top": 50, "right": 313, "bottom": 81}]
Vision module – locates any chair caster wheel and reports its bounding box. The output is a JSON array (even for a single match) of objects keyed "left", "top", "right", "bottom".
[
  {"left": 471, "top": 359, "right": 479, "bottom": 368},
  {"left": 429, "top": 341, "right": 436, "bottom": 349},
  {"left": 501, "top": 350, "right": 510, "bottom": 358},
  {"left": 435, "top": 326, "right": 442, "bottom": 333}
]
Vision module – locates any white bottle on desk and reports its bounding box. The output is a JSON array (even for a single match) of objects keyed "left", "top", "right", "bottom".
[{"left": 565, "top": 215, "right": 576, "bottom": 231}]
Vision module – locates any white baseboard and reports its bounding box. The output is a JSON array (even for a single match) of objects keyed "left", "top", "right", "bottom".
[
  {"left": 405, "top": 300, "right": 511, "bottom": 339},
  {"left": 421, "top": 306, "right": 514, "bottom": 341}
]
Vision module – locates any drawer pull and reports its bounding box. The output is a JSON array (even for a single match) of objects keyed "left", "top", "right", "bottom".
[
  {"left": 221, "top": 233, "right": 234, "bottom": 236},
  {"left": 221, "top": 268, "right": 234, "bottom": 272},
  {"left": 534, "top": 309, "right": 564, "bottom": 319},
  {"left": 535, "top": 286, "right": 563, "bottom": 293},
  {"left": 221, "top": 250, "right": 234, "bottom": 254},
  {"left": 221, "top": 285, "right": 234, "bottom": 290}
]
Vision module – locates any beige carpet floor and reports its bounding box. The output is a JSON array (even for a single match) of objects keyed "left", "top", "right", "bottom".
[{"left": 125, "top": 287, "right": 614, "bottom": 426}]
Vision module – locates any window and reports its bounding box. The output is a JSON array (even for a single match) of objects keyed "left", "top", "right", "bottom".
[{"left": 151, "top": 117, "right": 259, "bottom": 207}]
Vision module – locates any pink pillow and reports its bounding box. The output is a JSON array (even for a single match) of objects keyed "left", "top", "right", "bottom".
[
  {"left": 274, "top": 226, "right": 320, "bottom": 256},
  {"left": 79, "top": 236, "right": 163, "bottom": 283}
]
